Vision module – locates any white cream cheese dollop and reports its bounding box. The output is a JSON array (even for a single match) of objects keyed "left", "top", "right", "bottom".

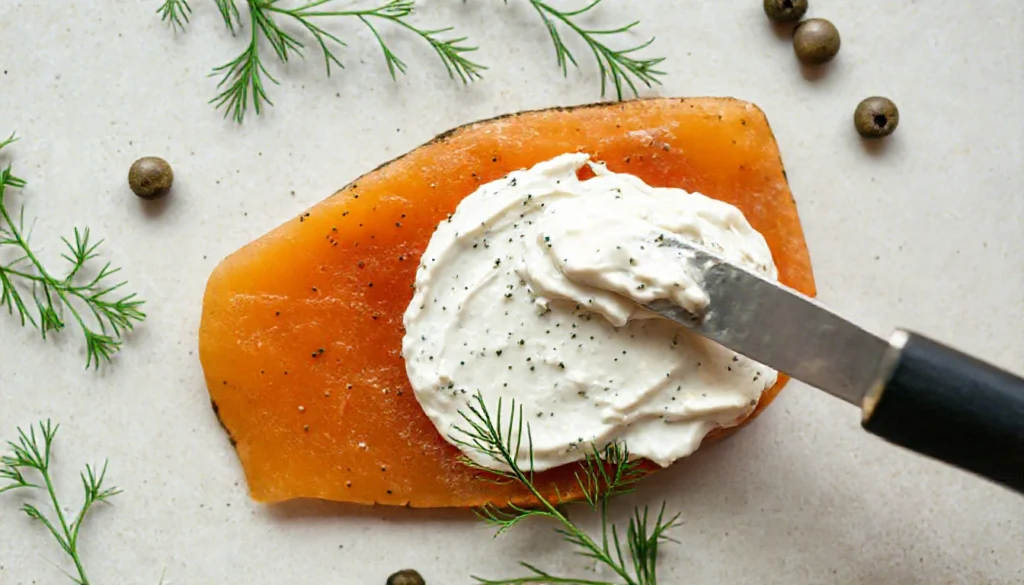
[{"left": 402, "top": 153, "right": 779, "bottom": 472}]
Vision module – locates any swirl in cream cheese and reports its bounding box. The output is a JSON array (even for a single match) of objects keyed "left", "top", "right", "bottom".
[{"left": 402, "top": 153, "right": 778, "bottom": 471}]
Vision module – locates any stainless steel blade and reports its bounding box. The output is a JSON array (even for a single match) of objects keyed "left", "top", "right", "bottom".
[{"left": 646, "top": 237, "right": 889, "bottom": 406}]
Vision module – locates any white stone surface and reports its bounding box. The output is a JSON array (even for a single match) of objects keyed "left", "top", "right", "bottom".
[{"left": 0, "top": 1, "right": 1021, "bottom": 583}]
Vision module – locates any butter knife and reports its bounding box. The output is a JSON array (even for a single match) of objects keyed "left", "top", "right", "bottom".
[{"left": 647, "top": 237, "right": 1024, "bottom": 493}]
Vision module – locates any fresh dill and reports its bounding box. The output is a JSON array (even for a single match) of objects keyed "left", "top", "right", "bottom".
[
  {"left": 0, "top": 135, "right": 146, "bottom": 369},
  {"left": 162, "top": 0, "right": 484, "bottom": 123},
  {"left": 157, "top": 0, "right": 193, "bottom": 32},
  {"left": 0, "top": 420, "right": 122, "bottom": 585},
  {"left": 159, "top": 1, "right": 665, "bottom": 122},
  {"left": 453, "top": 393, "right": 680, "bottom": 585},
  {"left": 525, "top": 0, "right": 665, "bottom": 100}
]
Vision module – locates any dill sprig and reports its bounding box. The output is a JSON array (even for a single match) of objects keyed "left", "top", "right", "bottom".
[
  {"left": 0, "top": 135, "right": 146, "bottom": 369},
  {"left": 214, "top": 0, "right": 243, "bottom": 32},
  {"left": 0, "top": 420, "right": 122, "bottom": 585},
  {"left": 453, "top": 393, "right": 681, "bottom": 585},
  {"left": 157, "top": 0, "right": 193, "bottom": 32},
  {"left": 160, "top": 1, "right": 666, "bottom": 122},
  {"left": 526, "top": 0, "right": 665, "bottom": 100},
  {"left": 162, "top": 0, "right": 485, "bottom": 123}
]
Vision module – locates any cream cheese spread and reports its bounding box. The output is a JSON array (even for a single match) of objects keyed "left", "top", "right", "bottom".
[{"left": 402, "top": 153, "right": 778, "bottom": 471}]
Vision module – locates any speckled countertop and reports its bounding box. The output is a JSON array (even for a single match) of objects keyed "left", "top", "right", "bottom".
[{"left": 1, "top": 1, "right": 1022, "bottom": 583}]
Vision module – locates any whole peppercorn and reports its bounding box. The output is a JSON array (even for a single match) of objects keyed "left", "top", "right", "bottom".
[
  {"left": 793, "top": 18, "right": 841, "bottom": 65},
  {"left": 854, "top": 97, "right": 900, "bottom": 138},
  {"left": 128, "top": 156, "right": 174, "bottom": 200},
  {"left": 386, "top": 569, "right": 425, "bottom": 585},
  {"left": 763, "top": 0, "right": 808, "bottom": 23}
]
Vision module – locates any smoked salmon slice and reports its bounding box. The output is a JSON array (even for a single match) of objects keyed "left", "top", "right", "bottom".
[{"left": 199, "top": 98, "right": 816, "bottom": 507}]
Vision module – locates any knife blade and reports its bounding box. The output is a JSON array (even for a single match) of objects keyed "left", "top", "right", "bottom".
[
  {"left": 645, "top": 236, "right": 889, "bottom": 406},
  {"left": 645, "top": 235, "right": 1024, "bottom": 493}
]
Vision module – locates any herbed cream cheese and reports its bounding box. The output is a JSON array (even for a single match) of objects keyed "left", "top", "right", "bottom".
[{"left": 402, "top": 153, "right": 778, "bottom": 472}]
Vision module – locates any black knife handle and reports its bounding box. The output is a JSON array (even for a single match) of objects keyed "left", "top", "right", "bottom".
[{"left": 862, "top": 330, "right": 1024, "bottom": 493}]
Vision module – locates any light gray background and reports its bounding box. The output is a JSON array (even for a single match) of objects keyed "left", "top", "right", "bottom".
[{"left": 1, "top": 1, "right": 1022, "bottom": 583}]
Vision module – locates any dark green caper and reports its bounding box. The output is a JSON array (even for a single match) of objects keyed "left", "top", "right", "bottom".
[
  {"left": 793, "top": 18, "right": 841, "bottom": 65},
  {"left": 386, "top": 569, "right": 425, "bottom": 585},
  {"left": 854, "top": 97, "right": 899, "bottom": 138},
  {"left": 763, "top": 0, "right": 808, "bottom": 23},
  {"left": 128, "top": 156, "right": 173, "bottom": 200}
]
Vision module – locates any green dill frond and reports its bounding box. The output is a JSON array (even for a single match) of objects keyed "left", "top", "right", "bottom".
[
  {"left": 215, "top": 0, "right": 242, "bottom": 32},
  {"left": 163, "top": 1, "right": 668, "bottom": 121},
  {"left": 0, "top": 136, "right": 145, "bottom": 368},
  {"left": 210, "top": 9, "right": 277, "bottom": 123},
  {"left": 206, "top": 0, "right": 483, "bottom": 123},
  {"left": 456, "top": 392, "right": 680, "bottom": 585},
  {"left": 158, "top": 0, "right": 193, "bottom": 32},
  {"left": 0, "top": 420, "right": 122, "bottom": 585},
  {"left": 528, "top": 0, "right": 665, "bottom": 100}
]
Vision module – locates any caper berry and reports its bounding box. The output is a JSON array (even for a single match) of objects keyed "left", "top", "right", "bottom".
[
  {"left": 128, "top": 156, "right": 173, "bottom": 200},
  {"left": 763, "top": 0, "right": 808, "bottom": 23},
  {"left": 793, "top": 18, "right": 840, "bottom": 65},
  {"left": 854, "top": 97, "right": 899, "bottom": 139},
  {"left": 386, "top": 569, "right": 425, "bottom": 585}
]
